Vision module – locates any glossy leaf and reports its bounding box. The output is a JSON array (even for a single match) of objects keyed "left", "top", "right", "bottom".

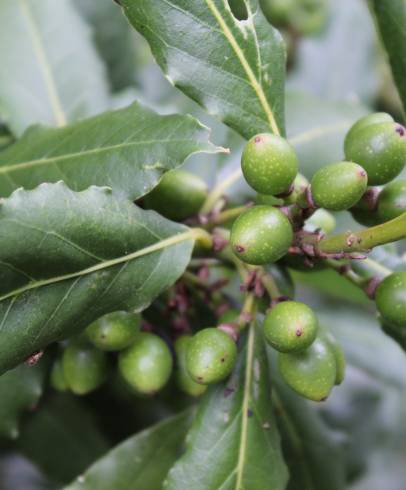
[
  {"left": 18, "top": 394, "right": 110, "bottom": 485},
  {"left": 0, "top": 359, "right": 47, "bottom": 439},
  {"left": 64, "top": 410, "right": 192, "bottom": 490},
  {"left": 268, "top": 348, "right": 346, "bottom": 490},
  {"left": 370, "top": 0, "right": 406, "bottom": 113},
  {"left": 121, "top": 0, "right": 286, "bottom": 139},
  {"left": 0, "top": 101, "right": 221, "bottom": 199},
  {"left": 0, "top": 0, "right": 109, "bottom": 136},
  {"left": 0, "top": 183, "right": 194, "bottom": 374},
  {"left": 165, "top": 324, "right": 288, "bottom": 490}
]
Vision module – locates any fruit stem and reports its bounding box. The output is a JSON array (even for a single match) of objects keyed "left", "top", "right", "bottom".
[
  {"left": 200, "top": 168, "right": 243, "bottom": 214},
  {"left": 206, "top": 204, "right": 252, "bottom": 227},
  {"left": 191, "top": 228, "right": 214, "bottom": 248},
  {"left": 237, "top": 293, "right": 256, "bottom": 330},
  {"left": 261, "top": 272, "right": 282, "bottom": 299}
]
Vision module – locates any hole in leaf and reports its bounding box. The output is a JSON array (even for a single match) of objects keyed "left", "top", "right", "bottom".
[{"left": 228, "top": 0, "right": 248, "bottom": 20}]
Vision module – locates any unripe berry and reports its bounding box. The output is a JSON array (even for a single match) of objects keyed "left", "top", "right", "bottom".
[
  {"left": 345, "top": 122, "right": 406, "bottom": 185},
  {"left": 311, "top": 161, "right": 368, "bottom": 211},
  {"left": 305, "top": 209, "right": 336, "bottom": 234},
  {"left": 118, "top": 332, "right": 173, "bottom": 394},
  {"left": 50, "top": 358, "right": 68, "bottom": 392},
  {"left": 380, "top": 317, "right": 406, "bottom": 352},
  {"left": 186, "top": 328, "right": 237, "bottom": 384},
  {"left": 376, "top": 180, "right": 406, "bottom": 223},
  {"left": 344, "top": 112, "right": 394, "bottom": 148},
  {"left": 319, "top": 327, "right": 346, "bottom": 385},
  {"left": 174, "top": 336, "right": 207, "bottom": 397},
  {"left": 350, "top": 187, "right": 382, "bottom": 227},
  {"left": 264, "top": 301, "right": 318, "bottom": 353},
  {"left": 375, "top": 272, "right": 406, "bottom": 329},
  {"left": 144, "top": 169, "right": 207, "bottom": 221},
  {"left": 230, "top": 205, "right": 293, "bottom": 265},
  {"left": 241, "top": 133, "right": 298, "bottom": 196},
  {"left": 284, "top": 173, "right": 309, "bottom": 205},
  {"left": 62, "top": 343, "right": 108, "bottom": 395},
  {"left": 86, "top": 311, "right": 141, "bottom": 351},
  {"left": 260, "top": 0, "right": 296, "bottom": 24},
  {"left": 278, "top": 337, "right": 337, "bottom": 401}
]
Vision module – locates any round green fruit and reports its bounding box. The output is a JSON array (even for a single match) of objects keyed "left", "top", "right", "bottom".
[
  {"left": 311, "top": 161, "right": 368, "bottom": 211},
  {"left": 50, "top": 358, "right": 68, "bottom": 392},
  {"left": 284, "top": 173, "right": 309, "bottom": 205},
  {"left": 376, "top": 180, "right": 406, "bottom": 223},
  {"left": 118, "top": 332, "right": 173, "bottom": 394},
  {"left": 305, "top": 209, "right": 336, "bottom": 234},
  {"left": 186, "top": 328, "right": 237, "bottom": 385},
  {"left": 290, "top": 0, "right": 329, "bottom": 35},
  {"left": 375, "top": 272, "right": 406, "bottom": 329},
  {"left": 344, "top": 122, "right": 406, "bottom": 185},
  {"left": 62, "top": 343, "right": 108, "bottom": 395},
  {"left": 230, "top": 205, "right": 293, "bottom": 265},
  {"left": 319, "top": 327, "right": 346, "bottom": 385},
  {"left": 344, "top": 112, "right": 394, "bottom": 149},
  {"left": 241, "top": 133, "right": 298, "bottom": 196},
  {"left": 174, "top": 336, "right": 207, "bottom": 397},
  {"left": 144, "top": 169, "right": 207, "bottom": 221},
  {"left": 380, "top": 317, "right": 406, "bottom": 352},
  {"left": 86, "top": 311, "right": 141, "bottom": 351},
  {"left": 278, "top": 337, "right": 337, "bottom": 401},
  {"left": 264, "top": 301, "right": 318, "bottom": 353},
  {"left": 260, "top": 0, "right": 296, "bottom": 25},
  {"left": 350, "top": 187, "right": 382, "bottom": 227}
]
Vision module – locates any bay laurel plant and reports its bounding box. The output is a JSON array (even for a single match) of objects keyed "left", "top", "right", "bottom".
[{"left": 0, "top": 0, "right": 405, "bottom": 489}]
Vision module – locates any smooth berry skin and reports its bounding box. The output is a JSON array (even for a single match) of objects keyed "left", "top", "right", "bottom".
[
  {"left": 86, "top": 311, "right": 141, "bottom": 351},
  {"left": 174, "top": 336, "right": 207, "bottom": 397},
  {"left": 50, "top": 358, "right": 68, "bottom": 392},
  {"left": 186, "top": 328, "right": 237, "bottom": 385},
  {"left": 278, "top": 337, "right": 337, "bottom": 402},
  {"left": 319, "top": 327, "right": 346, "bottom": 385},
  {"left": 144, "top": 169, "right": 207, "bottom": 221},
  {"left": 305, "top": 209, "right": 336, "bottom": 234},
  {"left": 241, "top": 133, "right": 298, "bottom": 196},
  {"left": 375, "top": 272, "right": 406, "bottom": 329},
  {"left": 344, "top": 112, "right": 394, "bottom": 149},
  {"left": 345, "top": 122, "right": 406, "bottom": 185},
  {"left": 284, "top": 173, "right": 309, "bottom": 205},
  {"left": 380, "top": 316, "right": 406, "bottom": 352},
  {"left": 376, "top": 180, "right": 406, "bottom": 223},
  {"left": 62, "top": 343, "right": 108, "bottom": 395},
  {"left": 311, "top": 161, "right": 368, "bottom": 211},
  {"left": 264, "top": 301, "right": 318, "bottom": 353},
  {"left": 118, "top": 332, "right": 173, "bottom": 394},
  {"left": 230, "top": 205, "right": 293, "bottom": 265}
]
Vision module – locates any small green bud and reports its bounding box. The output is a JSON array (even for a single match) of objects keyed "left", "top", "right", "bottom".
[
  {"left": 118, "top": 332, "right": 173, "bottom": 394},
  {"left": 230, "top": 205, "right": 293, "bottom": 265},
  {"left": 174, "top": 336, "right": 207, "bottom": 397},
  {"left": 62, "top": 343, "right": 108, "bottom": 395},
  {"left": 241, "top": 133, "right": 298, "bottom": 196},
  {"left": 186, "top": 328, "right": 237, "bottom": 384},
  {"left": 144, "top": 169, "right": 207, "bottom": 221},
  {"left": 264, "top": 301, "right": 318, "bottom": 353},
  {"left": 278, "top": 337, "right": 337, "bottom": 401},
  {"left": 375, "top": 272, "right": 406, "bottom": 329},
  {"left": 311, "top": 161, "right": 368, "bottom": 211},
  {"left": 86, "top": 311, "right": 141, "bottom": 351},
  {"left": 345, "top": 122, "right": 406, "bottom": 185}
]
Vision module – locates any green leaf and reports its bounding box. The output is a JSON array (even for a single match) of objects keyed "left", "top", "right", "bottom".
[
  {"left": 0, "top": 101, "right": 221, "bottom": 200},
  {"left": 18, "top": 394, "right": 110, "bottom": 485},
  {"left": 0, "top": 0, "right": 109, "bottom": 136},
  {"left": 0, "top": 183, "right": 195, "bottom": 374},
  {"left": 370, "top": 0, "right": 406, "bottom": 114},
  {"left": 64, "top": 410, "right": 192, "bottom": 490},
  {"left": 165, "top": 324, "right": 288, "bottom": 490},
  {"left": 0, "top": 359, "right": 47, "bottom": 439},
  {"left": 121, "top": 0, "right": 286, "bottom": 139},
  {"left": 267, "top": 348, "right": 346, "bottom": 490}
]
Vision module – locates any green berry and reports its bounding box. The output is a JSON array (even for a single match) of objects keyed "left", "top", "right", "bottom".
[
  {"left": 344, "top": 113, "right": 394, "bottom": 149},
  {"left": 350, "top": 188, "right": 382, "bottom": 227},
  {"left": 260, "top": 0, "right": 296, "bottom": 25},
  {"left": 186, "top": 328, "right": 237, "bottom": 385},
  {"left": 230, "top": 205, "right": 293, "bottom": 265},
  {"left": 241, "top": 133, "right": 298, "bottom": 196},
  {"left": 284, "top": 173, "right": 309, "bottom": 205},
  {"left": 144, "top": 169, "right": 207, "bottom": 221},
  {"left": 290, "top": 0, "right": 328, "bottom": 35},
  {"left": 375, "top": 272, "right": 406, "bottom": 329},
  {"left": 319, "top": 327, "right": 346, "bottom": 385},
  {"left": 86, "top": 311, "right": 141, "bottom": 351},
  {"left": 376, "top": 180, "right": 406, "bottom": 223},
  {"left": 264, "top": 301, "right": 318, "bottom": 353},
  {"left": 50, "top": 358, "right": 68, "bottom": 392},
  {"left": 174, "top": 336, "right": 207, "bottom": 397},
  {"left": 344, "top": 122, "right": 406, "bottom": 185},
  {"left": 118, "top": 332, "right": 173, "bottom": 394},
  {"left": 305, "top": 209, "right": 336, "bottom": 234},
  {"left": 311, "top": 161, "right": 368, "bottom": 211},
  {"left": 62, "top": 343, "right": 108, "bottom": 395},
  {"left": 278, "top": 337, "right": 337, "bottom": 401},
  {"left": 380, "top": 317, "right": 406, "bottom": 352}
]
